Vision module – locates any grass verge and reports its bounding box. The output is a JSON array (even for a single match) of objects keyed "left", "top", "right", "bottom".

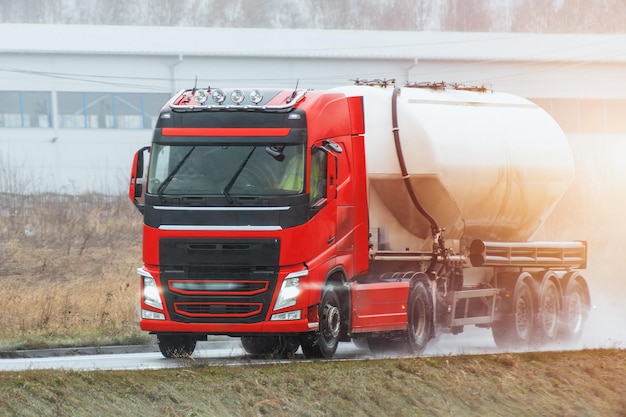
[{"left": 0, "top": 349, "right": 624, "bottom": 416}]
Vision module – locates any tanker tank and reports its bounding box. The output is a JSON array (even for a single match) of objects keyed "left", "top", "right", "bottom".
[{"left": 334, "top": 84, "right": 574, "bottom": 252}]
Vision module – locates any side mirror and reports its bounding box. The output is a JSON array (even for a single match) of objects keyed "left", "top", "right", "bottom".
[
  {"left": 322, "top": 139, "right": 343, "bottom": 154},
  {"left": 129, "top": 146, "right": 150, "bottom": 213}
]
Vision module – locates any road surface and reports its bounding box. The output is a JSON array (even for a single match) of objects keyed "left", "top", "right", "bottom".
[{"left": 2, "top": 324, "right": 618, "bottom": 372}]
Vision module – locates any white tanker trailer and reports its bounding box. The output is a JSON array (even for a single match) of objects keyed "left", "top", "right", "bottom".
[{"left": 336, "top": 81, "right": 590, "bottom": 351}]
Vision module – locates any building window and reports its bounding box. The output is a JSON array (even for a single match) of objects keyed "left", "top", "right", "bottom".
[
  {"left": 0, "top": 91, "right": 51, "bottom": 128},
  {"left": 58, "top": 92, "right": 87, "bottom": 128},
  {"left": 57, "top": 92, "right": 170, "bottom": 129}
]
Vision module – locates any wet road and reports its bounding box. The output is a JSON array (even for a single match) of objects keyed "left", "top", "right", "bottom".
[
  {"left": 1, "top": 301, "right": 622, "bottom": 372},
  {"left": 3, "top": 323, "right": 619, "bottom": 372}
]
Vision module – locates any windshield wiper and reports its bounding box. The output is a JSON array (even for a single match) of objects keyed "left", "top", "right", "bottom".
[
  {"left": 222, "top": 147, "right": 256, "bottom": 204},
  {"left": 157, "top": 146, "right": 196, "bottom": 201}
]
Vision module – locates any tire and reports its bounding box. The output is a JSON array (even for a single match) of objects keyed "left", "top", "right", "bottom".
[
  {"left": 366, "top": 335, "right": 398, "bottom": 355},
  {"left": 536, "top": 279, "right": 561, "bottom": 344},
  {"left": 157, "top": 334, "right": 197, "bottom": 358},
  {"left": 301, "top": 287, "right": 341, "bottom": 359},
  {"left": 240, "top": 336, "right": 300, "bottom": 359},
  {"left": 559, "top": 281, "right": 589, "bottom": 344},
  {"left": 492, "top": 277, "right": 536, "bottom": 349},
  {"left": 405, "top": 282, "right": 433, "bottom": 355}
]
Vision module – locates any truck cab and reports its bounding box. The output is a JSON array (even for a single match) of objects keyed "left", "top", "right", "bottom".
[{"left": 129, "top": 87, "right": 369, "bottom": 358}]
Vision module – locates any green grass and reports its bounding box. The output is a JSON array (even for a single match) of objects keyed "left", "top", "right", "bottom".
[{"left": 0, "top": 349, "right": 624, "bottom": 416}]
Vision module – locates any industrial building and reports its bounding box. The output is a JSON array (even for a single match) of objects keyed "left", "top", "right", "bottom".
[{"left": 1, "top": 24, "right": 625, "bottom": 193}]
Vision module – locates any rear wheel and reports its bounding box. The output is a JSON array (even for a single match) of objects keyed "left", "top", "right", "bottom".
[
  {"left": 157, "top": 334, "right": 197, "bottom": 358},
  {"left": 559, "top": 280, "right": 589, "bottom": 344},
  {"left": 536, "top": 279, "right": 561, "bottom": 344},
  {"left": 240, "top": 336, "right": 300, "bottom": 359},
  {"left": 301, "top": 286, "right": 341, "bottom": 359},
  {"left": 492, "top": 277, "right": 536, "bottom": 349},
  {"left": 405, "top": 282, "right": 433, "bottom": 354}
]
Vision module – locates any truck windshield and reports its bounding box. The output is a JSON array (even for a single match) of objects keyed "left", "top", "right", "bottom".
[{"left": 147, "top": 143, "right": 306, "bottom": 196}]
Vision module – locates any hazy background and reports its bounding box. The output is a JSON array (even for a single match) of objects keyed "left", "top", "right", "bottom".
[{"left": 1, "top": 0, "right": 624, "bottom": 33}]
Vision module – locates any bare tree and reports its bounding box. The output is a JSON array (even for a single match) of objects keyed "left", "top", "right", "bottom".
[{"left": 0, "top": 0, "right": 625, "bottom": 33}]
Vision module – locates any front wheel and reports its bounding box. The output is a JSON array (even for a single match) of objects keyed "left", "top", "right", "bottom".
[
  {"left": 301, "top": 287, "right": 341, "bottom": 359},
  {"left": 157, "top": 334, "right": 197, "bottom": 358}
]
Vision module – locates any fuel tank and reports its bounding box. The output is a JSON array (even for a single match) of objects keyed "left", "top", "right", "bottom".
[{"left": 334, "top": 84, "right": 574, "bottom": 250}]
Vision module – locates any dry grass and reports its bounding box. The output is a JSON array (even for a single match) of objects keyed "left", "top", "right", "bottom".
[{"left": 0, "top": 194, "right": 148, "bottom": 349}]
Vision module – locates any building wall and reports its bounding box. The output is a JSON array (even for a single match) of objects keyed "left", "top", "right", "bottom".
[{"left": 1, "top": 47, "right": 624, "bottom": 194}]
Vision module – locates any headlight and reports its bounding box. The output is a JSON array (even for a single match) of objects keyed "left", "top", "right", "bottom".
[
  {"left": 143, "top": 276, "right": 163, "bottom": 310},
  {"left": 142, "top": 309, "right": 165, "bottom": 320},
  {"left": 271, "top": 310, "right": 301, "bottom": 321},
  {"left": 274, "top": 269, "right": 307, "bottom": 311}
]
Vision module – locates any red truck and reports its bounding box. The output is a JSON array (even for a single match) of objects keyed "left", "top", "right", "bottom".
[{"left": 129, "top": 80, "right": 590, "bottom": 358}]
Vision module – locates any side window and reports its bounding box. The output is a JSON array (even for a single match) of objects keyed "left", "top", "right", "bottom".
[{"left": 310, "top": 147, "right": 327, "bottom": 205}]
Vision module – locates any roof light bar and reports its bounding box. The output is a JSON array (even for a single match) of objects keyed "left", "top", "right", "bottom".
[{"left": 169, "top": 88, "right": 307, "bottom": 111}]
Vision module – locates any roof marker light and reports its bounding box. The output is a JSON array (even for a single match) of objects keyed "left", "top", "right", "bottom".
[
  {"left": 193, "top": 89, "right": 209, "bottom": 104},
  {"left": 211, "top": 89, "right": 226, "bottom": 104},
  {"left": 231, "top": 89, "right": 245, "bottom": 104},
  {"left": 250, "top": 89, "right": 263, "bottom": 104}
]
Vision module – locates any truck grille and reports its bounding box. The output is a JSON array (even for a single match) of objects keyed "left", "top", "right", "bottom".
[
  {"left": 174, "top": 302, "right": 263, "bottom": 318},
  {"left": 168, "top": 280, "right": 269, "bottom": 296},
  {"left": 159, "top": 238, "right": 280, "bottom": 324}
]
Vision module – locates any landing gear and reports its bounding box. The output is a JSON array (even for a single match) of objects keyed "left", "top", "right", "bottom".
[
  {"left": 157, "top": 334, "right": 197, "bottom": 358},
  {"left": 301, "top": 286, "right": 341, "bottom": 359},
  {"left": 240, "top": 336, "right": 300, "bottom": 359}
]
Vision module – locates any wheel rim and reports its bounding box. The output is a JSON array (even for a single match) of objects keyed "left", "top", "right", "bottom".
[{"left": 322, "top": 304, "right": 340, "bottom": 342}]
